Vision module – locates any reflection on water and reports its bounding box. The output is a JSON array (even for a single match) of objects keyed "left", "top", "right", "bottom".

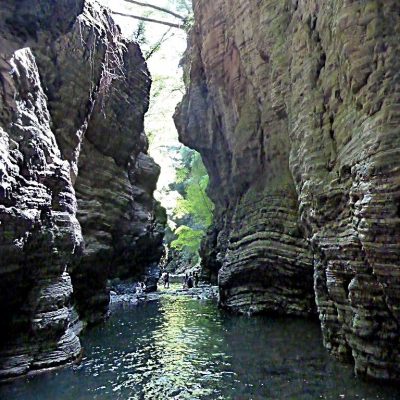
[
  {"left": 1, "top": 294, "right": 399, "bottom": 400},
  {"left": 107, "top": 295, "right": 230, "bottom": 399}
]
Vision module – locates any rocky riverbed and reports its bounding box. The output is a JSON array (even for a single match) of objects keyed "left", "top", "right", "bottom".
[{"left": 110, "top": 282, "right": 219, "bottom": 306}]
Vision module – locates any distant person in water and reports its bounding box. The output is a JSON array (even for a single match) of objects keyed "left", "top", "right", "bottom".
[
  {"left": 135, "top": 282, "right": 147, "bottom": 296},
  {"left": 194, "top": 272, "right": 199, "bottom": 288},
  {"left": 163, "top": 271, "right": 170, "bottom": 289},
  {"left": 182, "top": 273, "right": 188, "bottom": 289},
  {"left": 187, "top": 273, "right": 194, "bottom": 289},
  {"left": 136, "top": 282, "right": 143, "bottom": 295}
]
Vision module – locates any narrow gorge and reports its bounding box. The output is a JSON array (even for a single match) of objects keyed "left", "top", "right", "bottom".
[{"left": 1, "top": 0, "right": 400, "bottom": 397}]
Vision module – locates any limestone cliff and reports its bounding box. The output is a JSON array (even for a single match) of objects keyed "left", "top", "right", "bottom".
[
  {"left": 176, "top": 0, "right": 400, "bottom": 382},
  {"left": 0, "top": 0, "right": 163, "bottom": 379}
]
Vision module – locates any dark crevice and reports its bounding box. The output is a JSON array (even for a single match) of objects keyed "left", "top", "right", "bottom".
[
  {"left": 259, "top": 128, "right": 266, "bottom": 168},
  {"left": 316, "top": 51, "right": 326, "bottom": 80}
]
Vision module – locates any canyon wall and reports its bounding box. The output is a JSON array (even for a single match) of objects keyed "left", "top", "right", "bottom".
[
  {"left": 176, "top": 0, "right": 400, "bottom": 382},
  {"left": 0, "top": 0, "right": 163, "bottom": 379}
]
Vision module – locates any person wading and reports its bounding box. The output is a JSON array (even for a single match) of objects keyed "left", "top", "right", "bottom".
[
  {"left": 187, "top": 273, "right": 194, "bottom": 289},
  {"left": 164, "top": 271, "right": 170, "bottom": 289},
  {"left": 183, "top": 273, "right": 188, "bottom": 289}
]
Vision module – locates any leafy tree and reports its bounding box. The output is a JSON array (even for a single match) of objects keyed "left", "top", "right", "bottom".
[
  {"left": 174, "top": 156, "right": 213, "bottom": 226},
  {"left": 175, "top": 166, "right": 189, "bottom": 184},
  {"left": 171, "top": 152, "right": 213, "bottom": 263},
  {"left": 170, "top": 226, "right": 203, "bottom": 253}
]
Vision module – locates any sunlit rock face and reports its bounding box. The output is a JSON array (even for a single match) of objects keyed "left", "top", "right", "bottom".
[
  {"left": 0, "top": 0, "right": 163, "bottom": 379},
  {"left": 176, "top": 0, "right": 400, "bottom": 382}
]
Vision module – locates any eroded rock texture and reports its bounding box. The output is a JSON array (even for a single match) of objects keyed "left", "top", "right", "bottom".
[
  {"left": 0, "top": 0, "right": 163, "bottom": 379},
  {"left": 176, "top": 0, "right": 400, "bottom": 382}
]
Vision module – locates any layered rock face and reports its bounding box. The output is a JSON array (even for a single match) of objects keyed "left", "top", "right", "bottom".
[
  {"left": 176, "top": 1, "right": 315, "bottom": 316},
  {"left": 176, "top": 0, "right": 400, "bottom": 382},
  {"left": 0, "top": 0, "right": 163, "bottom": 379}
]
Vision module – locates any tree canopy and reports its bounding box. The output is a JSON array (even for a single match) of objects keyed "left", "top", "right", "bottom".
[{"left": 171, "top": 152, "right": 214, "bottom": 262}]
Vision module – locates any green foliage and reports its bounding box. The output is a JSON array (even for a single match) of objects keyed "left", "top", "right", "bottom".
[
  {"left": 175, "top": 176, "right": 212, "bottom": 226},
  {"left": 171, "top": 226, "right": 203, "bottom": 252},
  {"left": 155, "top": 201, "right": 168, "bottom": 226},
  {"left": 171, "top": 151, "right": 213, "bottom": 261},
  {"left": 175, "top": 166, "right": 189, "bottom": 183}
]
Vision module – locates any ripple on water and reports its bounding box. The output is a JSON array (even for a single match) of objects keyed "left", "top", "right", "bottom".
[{"left": 1, "top": 295, "right": 399, "bottom": 400}]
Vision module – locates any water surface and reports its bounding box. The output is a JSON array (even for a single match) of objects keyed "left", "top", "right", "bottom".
[{"left": 1, "top": 293, "right": 398, "bottom": 400}]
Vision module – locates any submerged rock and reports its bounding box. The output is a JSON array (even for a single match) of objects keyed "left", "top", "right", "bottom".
[
  {"left": 0, "top": 0, "right": 164, "bottom": 379},
  {"left": 175, "top": 0, "right": 400, "bottom": 382}
]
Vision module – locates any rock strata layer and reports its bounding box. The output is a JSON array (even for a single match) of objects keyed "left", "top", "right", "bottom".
[
  {"left": 0, "top": 0, "right": 163, "bottom": 379},
  {"left": 176, "top": 0, "right": 400, "bottom": 382}
]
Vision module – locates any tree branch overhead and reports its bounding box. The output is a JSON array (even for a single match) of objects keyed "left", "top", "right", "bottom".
[
  {"left": 112, "top": 11, "right": 183, "bottom": 29},
  {"left": 123, "top": 0, "right": 186, "bottom": 21}
]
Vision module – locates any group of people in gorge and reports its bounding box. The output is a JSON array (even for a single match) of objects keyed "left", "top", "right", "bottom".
[
  {"left": 135, "top": 281, "right": 147, "bottom": 295},
  {"left": 160, "top": 270, "right": 200, "bottom": 289},
  {"left": 183, "top": 272, "right": 199, "bottom": 289}
]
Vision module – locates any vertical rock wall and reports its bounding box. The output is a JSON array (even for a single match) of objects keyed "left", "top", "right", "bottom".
[
  {"left": 175, "top": 0, "right": 315, "bottom": 316},
  {"left": 0, "top": 0, "right": 164, "bottom": 379},
  {"left": 0, "top": 46, "right": 83, "bottom": 380},
  {"left": 176, "top": 0, "right": 400, "bottom": 382}
]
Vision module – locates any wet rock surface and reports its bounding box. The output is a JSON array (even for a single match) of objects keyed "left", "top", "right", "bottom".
[
  {"left": 176, "top": 0, "right": 400, "bottom": 382},
  {"left": 0, "top": 0, "right": 163, "bottom": 379}
]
